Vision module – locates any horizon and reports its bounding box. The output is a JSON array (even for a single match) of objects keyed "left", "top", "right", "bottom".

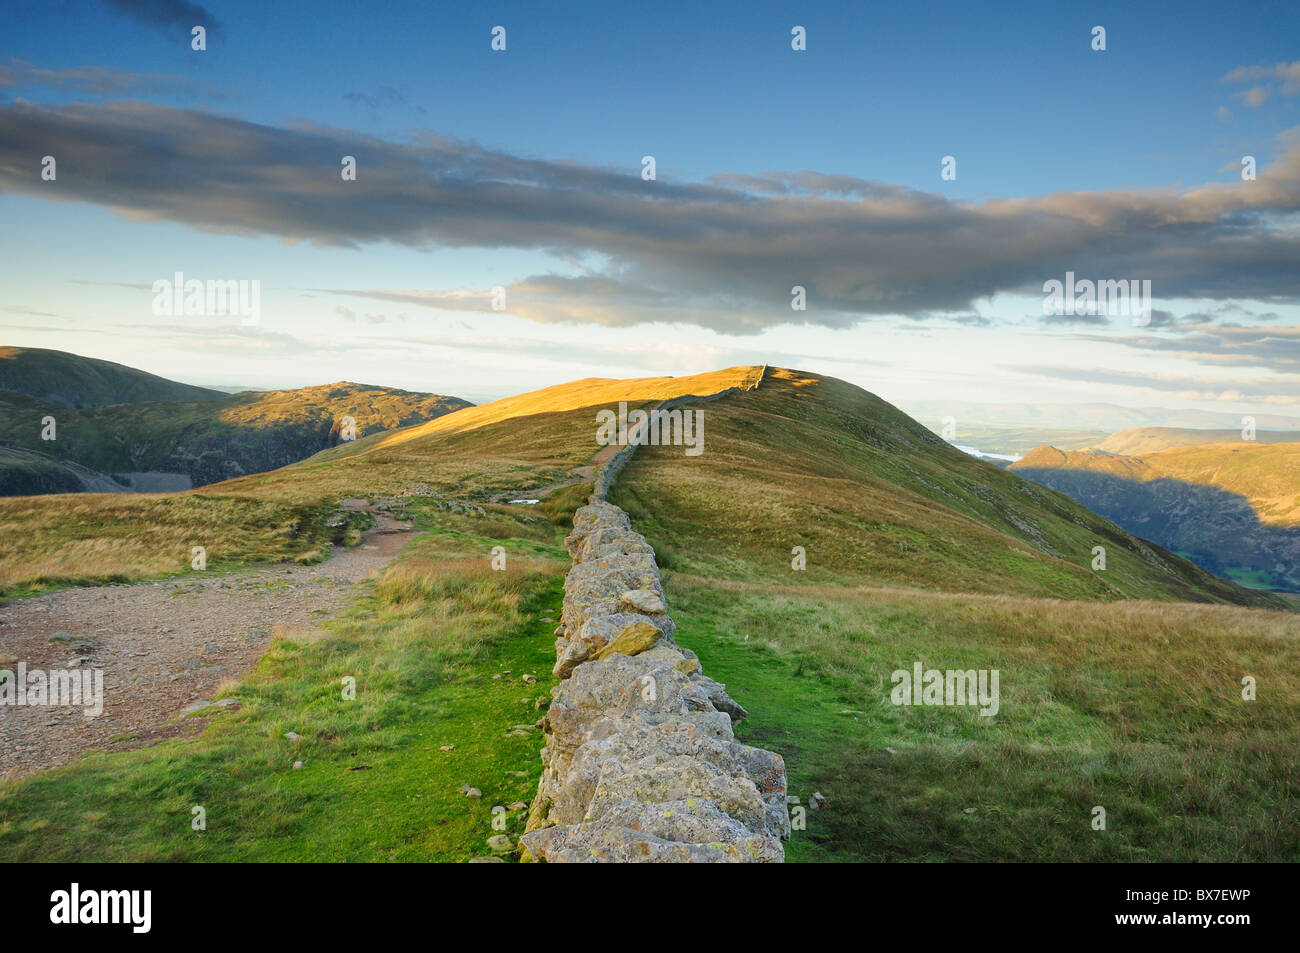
[{"left": 13, "top": 342, "right": 1300, "bottom": 432}]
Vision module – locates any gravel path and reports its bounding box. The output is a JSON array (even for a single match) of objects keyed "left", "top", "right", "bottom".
[{"left": 0, "top": 503, "right": 417, "bottom": 781}]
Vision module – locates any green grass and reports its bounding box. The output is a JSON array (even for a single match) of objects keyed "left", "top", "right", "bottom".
[
  {"left": 0, "top": 508, "right": 567, "bottom": 861},
  {"left": 1222, "top": 566, "right": 1280, "bottom": 590},
  {"left": 538, "top": 481, "right": 594, "bottom": 529},
  {"left": 664, "top": 575, "right": 1300, "bottom": 861}
]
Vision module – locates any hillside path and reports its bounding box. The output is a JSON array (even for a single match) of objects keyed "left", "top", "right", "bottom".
[{"left": 0, "top": 502, "right": 417, "bottom": 781}]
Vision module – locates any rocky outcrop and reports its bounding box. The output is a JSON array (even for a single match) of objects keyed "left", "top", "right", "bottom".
[{"left": 521, "top": 499, "right": 789, "bottom": 863}]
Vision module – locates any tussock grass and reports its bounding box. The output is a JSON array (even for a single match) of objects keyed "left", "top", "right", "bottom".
[
  {"left": 539, "top": 482, "right": 595, "bottom": 529},
  {"left": 666, "top": 575, "right": 1300, "bottom": 861},
  {"left": 0, "top": 493, "right": 345, "bottom": 602}
]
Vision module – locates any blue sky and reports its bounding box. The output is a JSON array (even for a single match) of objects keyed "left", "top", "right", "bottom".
[{"left": 1, "top": 0, "right": 1298, "bottom": 418}]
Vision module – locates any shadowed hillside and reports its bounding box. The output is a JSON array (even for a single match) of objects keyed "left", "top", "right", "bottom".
[
  {"left": 0, "top": 377, "right": 471, "bottom": 495},
  {"left": 1013, "top": 442, "right": 1300, "bottom": 526},
  {"left": 0, "top": 346, "right": 223, "bottom": 407},
  {"left": 1012, "top": 442, "right": 1300, "bottom": 592}
]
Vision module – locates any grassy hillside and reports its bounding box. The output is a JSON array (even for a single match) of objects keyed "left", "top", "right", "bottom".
[
  {"left": 0, "top": 367, "right": 750, "bottom": 596},
  {"left": 210, "top": 366, "right": 760, "bottom": 503},
  {"left": 598, "top": 368, "right": 1299, "bottom": 861},
  {"left": 1097, "top": 426, "right": 1300, "bottom": 455},
  {"left": 665, "top": 577, "right": 1300, "bottom": 861},
  {"left": 0, "top": 382, "right": 470, "bottom": 492},
  {"left": 609, "top": 368, "right": 1283, "bottom": 608},
  {"left": 0, "top": 346, "right": 223, "bottom": 407}
]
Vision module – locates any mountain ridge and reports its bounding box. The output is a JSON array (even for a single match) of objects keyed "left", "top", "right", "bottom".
[{"left": 0, "top": 346, "right": 225, "bottom": 407}]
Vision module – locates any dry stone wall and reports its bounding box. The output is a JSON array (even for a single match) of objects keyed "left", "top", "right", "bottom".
[
  {"left": 520, "top": 499, "right": 789, "bottom": 862},
  {"left": 590, "top": 366, "right": 764, "bottom": 499}
]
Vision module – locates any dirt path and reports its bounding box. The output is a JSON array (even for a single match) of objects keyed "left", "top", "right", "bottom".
[{"left": 0, "top": 502, "right": 417, "bottom": 781}]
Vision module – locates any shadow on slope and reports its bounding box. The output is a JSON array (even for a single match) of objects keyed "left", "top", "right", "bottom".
[{"left": 1012, "top": 466, "right": 1300, "bottom": 592}]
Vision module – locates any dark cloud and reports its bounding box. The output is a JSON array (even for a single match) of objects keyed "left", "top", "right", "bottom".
[
  {"left": 1003, "top": 362, "right": 1300, "bottom": 402},
  {"left": 1040, "top": 311, "right": 1111, "bottom": 326},
  {"left": 342, "top": 87, "right": 426, "bottom": 116},
  {"left": 1071, "top": 325, "right": 1300, "bottom": 373},
  {"left": 2, "top": 99, "right": 1299, "bottom": 334},
  {"left": 100, "top": 0, "right": 220, "bottom": 35},
  {"left": 0, "top": 59, "right": 223, "bottom": 97}
]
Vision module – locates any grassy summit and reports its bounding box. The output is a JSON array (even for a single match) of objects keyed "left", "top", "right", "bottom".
[{"left": 611, "top": 368, "right": 1282, "bottom": 607}]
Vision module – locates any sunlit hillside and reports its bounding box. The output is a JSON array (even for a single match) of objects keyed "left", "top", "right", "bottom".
[
  {"left": 610, "top": 368, "right": 1283, "bottom": 607},
  {"left": 1014, "top": 442, "right": 1300, "bottom": 526},
  {"left": 1096, "top": 427, "right": 1300, "bottom": 456}
]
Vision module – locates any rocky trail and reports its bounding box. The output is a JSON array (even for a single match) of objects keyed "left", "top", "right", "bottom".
[
  {"left": 486, "top": 463, "right": 598, "bottom": 504},
  {"left": 0, "top": 501, "right": 417, "bottom": 780}
]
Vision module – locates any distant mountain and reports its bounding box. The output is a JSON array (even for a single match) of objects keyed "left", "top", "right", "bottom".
[
  {"left": 1012, "top": 443, "right": 1300, "bottom": 592},
  {"left": 931, "top": 427, "right": 1109, "bottom": 457},
  {"left": 901, "top": 399, "right": 1300, "bottom": 433},
  {"left": 0, "top": 346, "right": 224, "bottom": 407},
  {"left": 1095, "top": 426, "right": 1300, "bottom": 455},
  {"left": 0, "top": 349, "right": 472, "bottom": 495}
]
